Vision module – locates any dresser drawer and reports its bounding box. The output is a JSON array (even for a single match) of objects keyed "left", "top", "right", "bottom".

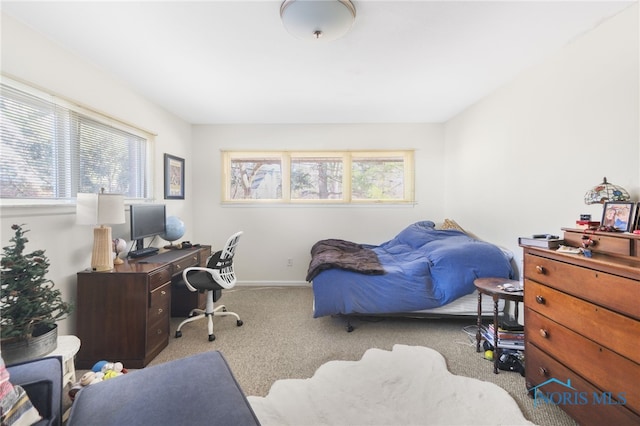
[
  {"left": 525, "top": 280, "right": 640, "bottom": 364},
  {"left": 172, "top": 253, "right": 199, "bottom": 276},
  {"left": 526, "top": 343, "right": 640, "bottom": 425},
  {"left": 563, "top": 230, "right": 632, "bottom": 256},
  {"left": 525, "top": 308, "right": 640, "bottom": 415},
  {"left": 524, "top": 253, "right": 639, "bottom": 319},
  {"left": 148, "top": 267, "right": 172, "bottom": 292}
]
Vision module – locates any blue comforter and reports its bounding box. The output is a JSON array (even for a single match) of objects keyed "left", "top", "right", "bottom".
[{"left": 312, "top": 221, "right": 514, "bottom": 317}]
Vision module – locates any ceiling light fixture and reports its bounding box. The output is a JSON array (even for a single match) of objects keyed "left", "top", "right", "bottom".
[{"left": 280, "top": 0, "right": 356, "bottom": 42}]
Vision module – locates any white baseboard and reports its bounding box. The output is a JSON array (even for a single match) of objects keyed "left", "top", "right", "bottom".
[{"left": 236, "top": 281, "right": 310, "bottom": 287}]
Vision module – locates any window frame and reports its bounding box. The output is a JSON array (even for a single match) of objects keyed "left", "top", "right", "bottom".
[
  {"left": 222, "top": 150, "right": 415, "bottom": 204},
  {"left": 0, "top": 77, "right": 155, "bottom": 206}
]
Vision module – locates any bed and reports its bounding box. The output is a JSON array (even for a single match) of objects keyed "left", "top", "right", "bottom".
[{"left": 308, "top": 221, "right": 514, "bottom": 323}]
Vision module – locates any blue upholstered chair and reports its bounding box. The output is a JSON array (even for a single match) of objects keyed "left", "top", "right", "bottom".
[
  {"left": 6, "top": 356, "right": 63, "bottom": 426},
  {"left": 175, "top": 231, "right": 243, "bottom": 341},
  {"left": 68, "top": 351, "right": 260, "bottom": 425}
]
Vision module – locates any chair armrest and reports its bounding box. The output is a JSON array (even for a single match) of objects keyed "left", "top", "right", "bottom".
[{"left": 7, "top": 356, "right": 63, "bottom": 426}]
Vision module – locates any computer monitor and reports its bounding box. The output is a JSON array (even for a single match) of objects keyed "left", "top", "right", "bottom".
[{"left": 130, "top": 204, "right": 166, "bottom": 250}]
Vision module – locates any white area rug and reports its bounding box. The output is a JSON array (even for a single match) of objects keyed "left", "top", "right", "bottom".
[{"left": 248, "top": 344, "right": 534, "bottom": 425}]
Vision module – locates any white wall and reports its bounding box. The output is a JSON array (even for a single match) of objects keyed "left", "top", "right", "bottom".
[
  {"left": 191, "top": 124, "right": 445, "bottom": 283},
  {"left": 1, "top": 4, "right": 638, "bottom": 335},
  {"left": 444, "top": 4, "right": 639, "bottom": 274},
  {"left": 0, "top": 15, "right": 194, "bottom": 335}
]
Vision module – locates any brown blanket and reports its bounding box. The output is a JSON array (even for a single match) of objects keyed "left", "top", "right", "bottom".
[{"left": 306, "top": 239, "right": 385, "bottom": 282}]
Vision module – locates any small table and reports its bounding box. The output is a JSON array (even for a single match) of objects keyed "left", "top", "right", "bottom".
[
  {"left": 49, "top": 335, "right": 81, "bottom": 388},
  {"left": 48, "top": 335, "right": 80, "bottom": 422},
  {"left": 474, "top": 277, "right": 523, "bottom": 374}
]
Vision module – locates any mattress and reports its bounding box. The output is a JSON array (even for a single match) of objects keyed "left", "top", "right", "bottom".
[
  {"left": 313, "top": 290, "right": 505, "bottom": 319},
  {"left": 405, "top": 290, "right": 505, "bottom": 317}
]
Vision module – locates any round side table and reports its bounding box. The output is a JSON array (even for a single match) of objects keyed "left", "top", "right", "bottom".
[
  {"left": 48, "top": 335, "right": 81, "bottom": 388},
  {"left": 474, "top": 277, "right": 523, "bottom": 374}
]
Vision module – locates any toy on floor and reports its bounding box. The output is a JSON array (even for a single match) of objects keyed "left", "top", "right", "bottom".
[{"left": 68, "top": 360, "right": 128, "bottom": 401}]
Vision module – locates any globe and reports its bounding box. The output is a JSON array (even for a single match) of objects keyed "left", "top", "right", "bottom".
[{"left": 161, "top": 216, "right": 185, "bottom": 244}]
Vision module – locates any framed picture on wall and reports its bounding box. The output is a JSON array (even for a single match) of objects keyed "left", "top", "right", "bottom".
[
  {"left": 164, "top": 154, "right": 185, "bottom": 200},
  {"left": 601, "top": 201, "right": 634, "bottom": 232}
]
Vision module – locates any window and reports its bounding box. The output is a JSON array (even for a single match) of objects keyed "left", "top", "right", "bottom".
[
  {"left": 0, "top": 80, "right": 151, "bottom": 202},
  {"left": 222, "top": 150, "right": 414, "bottom": 203}
]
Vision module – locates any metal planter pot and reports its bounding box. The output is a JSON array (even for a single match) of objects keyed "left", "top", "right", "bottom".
[{"left": 1, "top": 324, "right": 58, "bottom": 365}]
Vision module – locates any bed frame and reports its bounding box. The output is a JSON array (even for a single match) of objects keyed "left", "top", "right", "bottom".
[{"left": 334, "top": 291, "right": 505, "bottom": 332}]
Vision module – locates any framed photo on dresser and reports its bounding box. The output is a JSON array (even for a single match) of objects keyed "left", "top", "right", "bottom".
[
  {"left": 601, "top": 201, "right": 634, "bottom": 232},
  {"left": 635, "top": 202, "right": 640, "bottom": 231}
]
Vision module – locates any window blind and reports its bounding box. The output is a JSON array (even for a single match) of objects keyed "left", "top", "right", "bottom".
[{"left": 0, "top": 82, "right": 150, "bottom": 201}]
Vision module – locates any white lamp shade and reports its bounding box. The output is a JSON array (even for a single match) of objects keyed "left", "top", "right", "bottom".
[
  {"left": 280, "top": 0, "right": 356, "bottom": 41},
  {"left": 77, "top": 192, "right": 125, "bottom": 272},
  {"left": 76, "top": 193, "right": 125, "bottom": 225}
]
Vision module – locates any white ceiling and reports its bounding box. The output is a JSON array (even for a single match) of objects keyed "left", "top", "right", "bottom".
[{"left": 2, "top": 1, "right": 634, "bottom": 124}]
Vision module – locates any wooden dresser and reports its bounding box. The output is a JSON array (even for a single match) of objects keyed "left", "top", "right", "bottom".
[
  {"left": 523, "top": 230, "right": 640, "bottom": 425},
  {"left": 76, "top": 246, "right": 210, "bottom": 369}
]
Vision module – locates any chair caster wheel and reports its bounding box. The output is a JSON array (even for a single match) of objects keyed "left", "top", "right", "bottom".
[
  {"left": 208, "top": 334, "right": 216, "bottom": 342},
  {"left": 175, "top": 331, "right": 182, "bottom": 338},
  {"left": 237, "top": 320, "right": 243, "bottom": 327}
]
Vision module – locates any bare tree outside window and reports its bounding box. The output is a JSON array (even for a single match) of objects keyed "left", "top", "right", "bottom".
[{"left": 223, "top": 151, "right": 413, "bottom": 204}]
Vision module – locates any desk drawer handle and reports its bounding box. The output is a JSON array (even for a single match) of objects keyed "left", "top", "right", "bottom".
[
  {"left": 535, "top": 265, "right": 546, "bottom": 274},
  {"left": 538, "top": 367, "right": 548, "bottom": 377},
  {"left": 161, "top": 290, "right": 166, "bottom": 296},
  {"left": 156, "top": 329, "right": 162, "bottom": 335},
  {"left": 535, "top": 295, "right": 545, "bottom": 305},
  {"left": 539, "top": 329, "right": 549, "bottom": 338},
  {"left": 157, "top": 308, "right": 163, "bottom": 314}
]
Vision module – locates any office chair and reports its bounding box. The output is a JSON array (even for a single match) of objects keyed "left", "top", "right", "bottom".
[{"left": 175, "top": 231, "right": 243, "bottom": 341}]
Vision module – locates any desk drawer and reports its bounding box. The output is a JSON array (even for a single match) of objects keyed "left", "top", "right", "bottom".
[
  {"left": 149, "top": 282, "right": 170, "bottom": 318},
  {"left": 525, "top": 309, "right": 640, "bottom": 415},
  {"left": 524, "top": 253, "right": 639, "bottom": 319},
  {"left": 149, "top": 267, "right": 171, "bottom": 292},
  {"left": 172, "top": 253, "right": 199, "bottom": 276},
  {"left": 147, "top": 283, "right": 170, "bottom": 353},
  {"left": 146, "top": 319, "right": 167, "bottom": 354},
  {"left": 526, "top": 343, "right": 640, "bottom": 425}
]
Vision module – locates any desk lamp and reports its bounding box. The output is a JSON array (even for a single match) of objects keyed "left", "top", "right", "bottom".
[{"left": 77, "top": 190, "right": 125, "bottom": 272}]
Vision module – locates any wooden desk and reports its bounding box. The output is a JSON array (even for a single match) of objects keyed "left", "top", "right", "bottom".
[
  {"left": 75, "top": 246, "right": 210, "bottom": 369},
  {"left": 474, "top": 277, "right": 524, "bottom": 374}
]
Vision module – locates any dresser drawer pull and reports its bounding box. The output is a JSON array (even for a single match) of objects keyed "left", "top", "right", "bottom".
[
  {"left": 161, "top": 290, "right": 166, "bottom": 296},
  {"left": 156, "top": 329, "right": 162, "bottom": 335},
  {"left": 538, "top": 367, "right": 548, "bottom": 377},
  {"left": 539, "top": 329, "right": 549, "bottom": 338},
  {"left": 535, "top": 295, "right": 545, "bottom": 305},
  {"left": 535, "top": 265, "right": 546, "bottom": 274},
  {"left": 157, "top": 308, "right": 163, "bottom": 314},
  {"left": 176, "top": 263, "right": 181, "bottom": 269}
]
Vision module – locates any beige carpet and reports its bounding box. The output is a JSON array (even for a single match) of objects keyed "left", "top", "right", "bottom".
[{"left": 149, "top": 286, "right": 577, "bottom": 426}]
